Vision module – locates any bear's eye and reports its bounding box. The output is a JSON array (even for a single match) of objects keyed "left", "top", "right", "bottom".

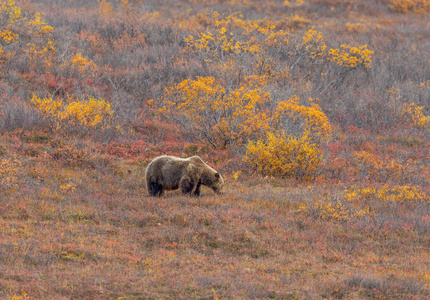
[{"left": 215, "top": 173, "right": 220, "bottom": 178}]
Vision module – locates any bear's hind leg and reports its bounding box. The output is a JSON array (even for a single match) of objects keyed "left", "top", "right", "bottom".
[{"left": 179, "top": 176, "right": 194, "bottom": 196}]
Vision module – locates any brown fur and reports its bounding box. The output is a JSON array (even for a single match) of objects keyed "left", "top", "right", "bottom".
[{"left": 145, "top": 155, "right": 224, "bottom": 197}]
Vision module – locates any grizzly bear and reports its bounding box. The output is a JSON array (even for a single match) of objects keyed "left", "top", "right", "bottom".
[{"left": 145, "top": 155, "right": 224, "bottom": 197}]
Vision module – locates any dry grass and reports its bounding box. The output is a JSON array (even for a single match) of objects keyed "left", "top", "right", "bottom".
[{"left": 1, "top": 141, "right": 430, "bottom": 299}]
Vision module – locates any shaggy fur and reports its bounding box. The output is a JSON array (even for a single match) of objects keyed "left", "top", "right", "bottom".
[{"left": 145, "top": 155, "right": 224, "bottom": 197}]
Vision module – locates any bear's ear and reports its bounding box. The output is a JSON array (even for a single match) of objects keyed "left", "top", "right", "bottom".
[{"left": 215, "top": 173, "right": 220, "bottom": 178}]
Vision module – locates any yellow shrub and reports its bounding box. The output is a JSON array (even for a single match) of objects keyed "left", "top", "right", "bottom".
[
  {"left": 0, "top": 1, "right": 22, "bottom": 43},
  {"left": 242, "top": 20, "right": 289, "bottom": 49},
  {"left": 30, "top": 94, "right": 118, "bottom": 132},
  {"left": 328, "top": 44, "right": 373, "bottom": 68},
  {"left": 282, "top": 14, "right": 311, "bottom": 29},
  {"left": 345, "top": 185, "right": 430, "bottom": 203},
  {"left": 388, "top": 0, "right": 430, "bottom": 13},
  {"left": 24, "top": 12, "right": 56, "bottom": 70},
  {"left": 402, "top": 102, "right": 430, "bottom": 129},
  {"left": 0, "top": 0, "right": 21, "bottom": 64},
  {"left": 0, "top": 1, "right": 55, "bottom": 70},
  {"left": 63, "top": 98, "right": 111, "bottom": 127},
  {"left": 0, "top": 29, "right": 18, "bottom": 44},
  {"left": 185, "top": 11, "right": 289, "bottom": 64},
  {"left": 377, "top": 185, "right": 429, "bottom": 202},
  {"left": 300, "top": 29, "right": 326, "bottom": 60},
  {"left": 243, "top": 95, "right": 332, "bottom": 180},
  {"left": 295, "top": 30, "right": 373, "bottom": 69},
  {"left": 161, "top": 75, "right": 272, "bottom": 148},
  {"left": 312, "top": 201, "right": 371, "bottom": 222},
  {"left": 0, "top": 156, "right": 21, "bottom": 191},
  {"left": 60, "top": 183, "right": 76, "bottom": 194},
  {"left": 163, "top": 80, "right": 333, "bottom": 151},
  {"left": 71, "top": 53, "right": 97, "bottom": 73},
  {"left": 284, "top": 0, "right": 306, "bottom": 7},
  {"left": 29, "top": 94, "right": 63, "bottom": 119},
  {"left": 27, "top": 12, "right": 54, "bottom": 36},
  {"left": 274, "top": 95, "right": 332, "bottom": 146},
  {"left": 185, "top": 24, "right": 245, "bottom": 63},
  {"left": 97, "top": 0, "right": 113, "bottom": 17},
  {"left": 243, "top": 132, "right": 322, "bottom": 180},
  {"left": 24, "top": 41, "right": 56, "bottom": 69},
  {"left": 2, "top": 289, "right": 29, "bottom": 300}
]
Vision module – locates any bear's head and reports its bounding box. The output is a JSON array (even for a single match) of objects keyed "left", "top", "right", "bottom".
[{"left": 210, "top": 172, "right": 224, "bottom": 194}]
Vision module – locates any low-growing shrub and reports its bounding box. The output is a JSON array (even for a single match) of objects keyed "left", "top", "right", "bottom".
[
  {"left": 388, "top": 0, "right": 430, "bottom": 14},
  {"left": 243, "top": 95, "right": 332, "bottom": 180},
  {"left": 243, "top": 132, "right": 322, "bottom": 180},
  {"left": 0, "top": 156, "right": 21, "bottom": 191},
  {"left": 30, "top": 94, "right": 121, "bottom": 134},
  {"left": 345, "top": 184, "right": 430, "bottom": 203}
]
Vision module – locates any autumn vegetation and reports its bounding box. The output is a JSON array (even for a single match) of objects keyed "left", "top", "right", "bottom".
[{"left": 1, "top": 0, "right": 429, "bottom": 299}]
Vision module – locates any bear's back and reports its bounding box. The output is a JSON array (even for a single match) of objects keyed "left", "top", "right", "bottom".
[{"left": 160, "top": 156, "right": 190, "bottom": 181}]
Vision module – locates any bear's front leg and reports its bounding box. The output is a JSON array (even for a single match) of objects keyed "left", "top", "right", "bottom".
[{"left": 179, "top": 176, "right": 194, "bottom": 196}]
